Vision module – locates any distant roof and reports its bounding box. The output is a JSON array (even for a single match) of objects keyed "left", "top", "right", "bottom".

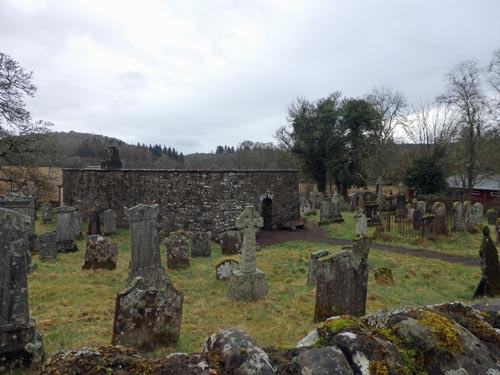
[{"left": 447, "top": 175, "right": 500, "bottom": 191}]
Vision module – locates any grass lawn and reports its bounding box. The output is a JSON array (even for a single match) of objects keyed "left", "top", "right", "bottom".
[{"left": 26, "top": 214, "right": 484, "bottom": 360}]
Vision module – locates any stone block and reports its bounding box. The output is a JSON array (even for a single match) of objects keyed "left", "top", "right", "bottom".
[
  {"left": 36, "top": 232, "right": 57, "bottom": 261},
  {"left": 82, "top": 235, "right": 118, "bottom": 270},
  {"left": 164, "top": 232, "right": 191, "bottom": 270},
  {"left": 227, "top": 269, "right": 268, "bottom": 301},
  {"left": 190, "top": 231, "right": 211, "bottom": 257},
  {"left": 307, "top": 250, "right": 331, "bottom": 286}
]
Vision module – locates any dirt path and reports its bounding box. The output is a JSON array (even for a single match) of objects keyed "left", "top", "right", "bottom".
[{"left": 256, "top": 225, "right": 480, "bottom": 267}]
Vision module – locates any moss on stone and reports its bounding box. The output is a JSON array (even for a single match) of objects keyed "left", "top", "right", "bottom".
[
  {"left": 418, "top": 310, "right": 463, "bottom": 354},
  {"left": 320, "top": 315, "right": 358, "bottom": 334},
  {"left": 368, "top": 360, "right": 389, "bottom": 375}
]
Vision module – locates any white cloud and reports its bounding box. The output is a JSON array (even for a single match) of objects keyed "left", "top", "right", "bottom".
[{"left": 1, "top": 0, "right": 500, "bottom": 153}]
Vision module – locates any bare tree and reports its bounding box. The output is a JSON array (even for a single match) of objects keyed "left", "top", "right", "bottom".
[
  {"left": 364, "top": 87, "right": 407, "bottom": 181},
  {"left": 438, "top": 60, "right": 491, "bottom": 198},
  {"left": 0, "top": 52, "right": 53, "bottom": 191},
  {"left": 403, "top": 101, "right": 457, "bottom": 153}
]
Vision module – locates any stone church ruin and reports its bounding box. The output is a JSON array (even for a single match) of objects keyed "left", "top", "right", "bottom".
[{"left": 62, "top": 168, "right": 300, "bottom": 235}]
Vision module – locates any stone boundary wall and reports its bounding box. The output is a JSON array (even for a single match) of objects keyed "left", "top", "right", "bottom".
[{"left": 62, "top": 169, "right": 300, "bottom": 234}]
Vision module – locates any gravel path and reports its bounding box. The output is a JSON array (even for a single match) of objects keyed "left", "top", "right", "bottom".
[{"left": 256, "top": 224, "right": 480, "bottom": 267}]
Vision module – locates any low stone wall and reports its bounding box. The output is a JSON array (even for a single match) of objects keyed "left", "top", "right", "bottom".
[{"left": 62, "top": 169, "right": 300, "bottom": 234}]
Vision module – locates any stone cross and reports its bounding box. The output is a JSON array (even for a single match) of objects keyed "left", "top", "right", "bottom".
[{"left": 235, "top": 206, "right": 263, "bottom": 274}]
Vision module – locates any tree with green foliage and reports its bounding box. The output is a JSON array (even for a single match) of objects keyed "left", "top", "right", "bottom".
[
  {"left": 404, "top": 155, "right": 447, "bottom": 195},
  {"left": 276, "top": 93, "right": 382, "bottom": 194},
  {"left": 331, "top": 98, "right": 382, "bottom": 194},
  {"left": 0, "top": 52, "right": 53, "bottom": 190}
]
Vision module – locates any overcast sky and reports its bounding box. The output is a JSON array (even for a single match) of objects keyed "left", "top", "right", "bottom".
[{"left": 2, "top": 0, "right": 500, "bottom": 154}]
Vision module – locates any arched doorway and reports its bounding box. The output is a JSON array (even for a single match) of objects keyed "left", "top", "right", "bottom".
[{"left": 261, "top": 197, "right": 273, "bottom": 230}]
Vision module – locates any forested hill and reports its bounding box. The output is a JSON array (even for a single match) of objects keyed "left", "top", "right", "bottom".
[{"left": 48, "top": 131, "right": 299, "bottom": 170}]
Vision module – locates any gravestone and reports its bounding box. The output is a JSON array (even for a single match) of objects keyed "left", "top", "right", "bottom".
[
  {"left": 374, "top": 267, "right": 394, "bottom": 284},
  {"left": 422, "top": 215, "right": 435, "bottom": 239},
  {"left": 111, "top": 277, "right": 183, "bottom": 350},
  {"left": 100, "top": 209, "right": 117, "bottom": 236},
  {"left": 317, "top": 192, "right": 325, "bottom": 207},
  {"left": 463, "top": 201, "right": 473, "bottom": 229},
  {"left": 330, "top": 193, "right": 344, "bottom": 222},
  {"left": 82, "top": 235, "right": 118, "bottom": 270},
  {"left": 190, "top": 231, "right": 211, "bottom": 258},
  {"left": 125, "top": 204, "right": 168, "bottom": 288},
  {"left": 354, "top": 207, "right": 367, "bottom": 237},
  {"left": 215, "top": 259, "right": 239, "bottom": 280},
  {"left": 432, "top": 202, "right": 447, "bottom": 236},
  {"left": 487, "top": 208, "right": 498, "bottom": 225},
  {"left": 0, "top": 193, "right": 37, "bottom": 271},
  {"left": 36, "top": 232, "right": 57, "bottom": 261},
  {"left": 41, "top": 202, "right": 52, "bottom": 224},
  {"left": 220, "top": 230, "right": 242, "bottom": 255},
  {"left": 416, "top": 201, "right": 427, "bottom": 216},
  {"left": 307, "top": 250, "right": 331, "bottom": 286},
  {"left": 299, "top": 192, "right": 305, "bottom": 209},
  {"left": 319, "top": 200, "right": 333, "bottom": 225},
  {"left": 413, "top": 208, "right": 422, "bottom": 231},
  {"left": 472, "top": 202, "right": 484, "bottom": 226},
  {"left": 164, "top": 231, "right": 191, "bottom": 270},
  {"left": 473, "top": 226, "right": 500, "bottom": 298},
  {"left": 227, "top": 206, "right": 268, "bottom": 301},
  {"left": 314, "top": 237, "right": 371, "bottom": 322},
  {"left": 0, "top": 208, "right": 44, "bottom": 370},
  {"left": 87, "top": 210, "right": 101, "bottom": 236},
  {"left": 55, "top": 206, "right": 80, "bottom": 253},
  {"left": 309, "top": 192, "right": 318, "bottom": 211},
  {"left": 302, "top": 201, "right": 314, "bottom": 216},
  {"left": 396, "top": 193, "right": 406, "bottom": 215},
  {"left": 452, "top": 202, "right": 464, "bottom": 231}
]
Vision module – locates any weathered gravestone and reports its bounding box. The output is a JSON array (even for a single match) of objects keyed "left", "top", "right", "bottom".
[
  {"left": 100, "top": 209, "right": 117, "bottom": 236},
  {"left": 220, "top": 230, "right": 242, "bottom": 255},
  {"left": 82, "top": 235, "right": 118, "bottom": 270},
  {"left": 55, "top": 206, "right": 80, "bottom": 253},
  {"left": 41, "top": 202, "right": 52, "bottom": 224},
  {"left": 215, "top": 259, "right": 239, "bottom": 280},
  {"left": 164, "top": 231, "right": 191, "bottom": 270},
  {"left": 302, "top": 201, "right": 314, "bottom": 216},
  {"left": 307, "top": 250, "right": 332, "bottom": 286},
  {"left": 309, "top": 192, "right": 318, "bottom": 211},
  {"left": 111, "top": 277, "right": 183, "bottom": 350},
  {"left": 473, "top": 226, "right": 500, "bottom": 298},
  {"left": 416, "top": 200, "right": 427, "bottom": 216},
  {"left": 432, "top": 202, "right": 447, "bottom": 236},
  {"left": 472, "top": 202, "right": 484, "bottom": 226},
  {"left": 87, "top": 210, "right": 101, "bottom": 236},
  {"left": 125, "top": 204, "right": 168, "bottom": 288},
  {"left": 227, "top": 206, "right": 268, "bottom": 301},
  {"left": 463, "top": 201, "right": 473, "bottom": 229},
  {"left": 190, "top": 231, "right": 211, "bottom": 258},
  {"left": 36, "top": 232, "right": 57, "bottom": 261},
  {"left": 452, "top": 202, "right": 464, "bottom": 231},
  {"left": 354, "top": 207, "right": 367, "bottom": 237},
  {"left": 0, "top": 208, "right": 44, "bottom": 371},
  {"left": 113, "top": 204, "right": 184, "bottom": 350},
  {"left": 396, "top": 193, "right": 406, "bottom": 216},
  {"left": 487, "top": 208, "right": 498, "bottom": 225},
  {"left": 413, "top": 208, "right": 422, "bottom": 231},
  {"left": 314, "top": 237, "right": 371, "bottom": 322},
  {"left": 0, "top": 193, "right": 37, "bottom": 272},
  {"left": 319, "top": 200, "right": 333, "bottom": 225},
  {"left": 374, "top": 267, "right": 394, "bottom": 284}
]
